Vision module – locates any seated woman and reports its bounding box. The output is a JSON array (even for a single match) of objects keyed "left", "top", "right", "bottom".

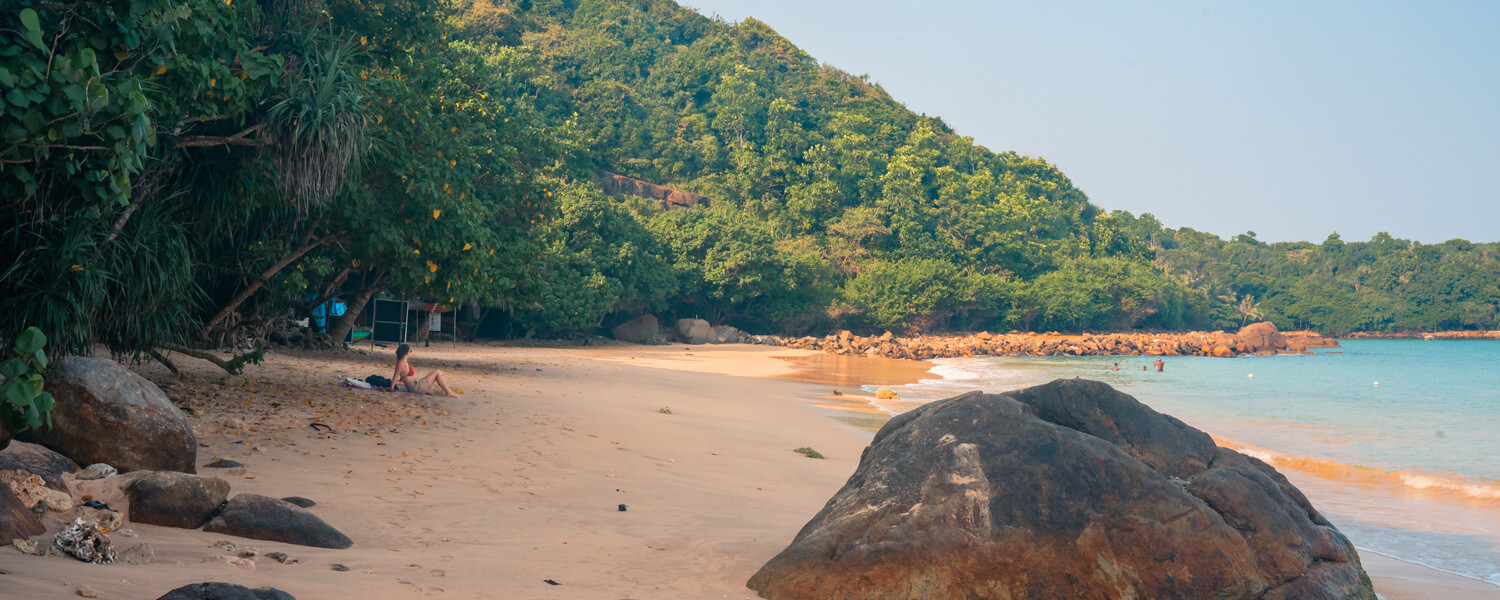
[{"left": 390, "top": 343, "right": 459, "bottom": 397}]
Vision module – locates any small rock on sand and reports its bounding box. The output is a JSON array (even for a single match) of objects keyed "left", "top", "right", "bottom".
[
  {"left": 121, "top": 542, "right": 155, "bottom": 565},
  {"left": 202, "top": 459, "right": 244, "bottom": 469},
  {"left": 77, "top": 585, "right": 98, "bottom": 598}
]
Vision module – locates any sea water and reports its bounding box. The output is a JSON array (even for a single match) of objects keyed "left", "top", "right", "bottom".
[{"left": 865, "top": 339, "right": 1500, "bottom": 586}]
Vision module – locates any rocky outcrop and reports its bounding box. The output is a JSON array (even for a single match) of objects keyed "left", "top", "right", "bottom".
[
  {"left": 0, "top": 482, "right": 45, "bottom": 544},
  {"left": 674, "top": 318, "right": 715, "bottom": 345},
  {"left": 748, "top": 379, "right": 1375, "bottom": 600},
  {"left": 611, "top": 314, "right": 665, "bottom": 344},
  {"left": 156, "top": 583, "right": 295, "bottom": 600},
  {"left": 712, "top": 325, "right": 744, "bottom": 344},
  {"left": 0, "top": 441, "right": 78, "bottom": 493},
  {"left": 0, "top": 469, "right": 73, "bottom": 512},
  {"left": 204, "top": 494, "right": 352, "bottom": 549},
  {"left": 1237, "top": 321, "right": 1289, "bottom": 352},
  {"left": 766, "top": 322, "right": 1327, "bottom": 361},
  {"left": 595, "top": 170, "right": 710, "bottom": 210},
  {"left": 126, "top": 472, "right": 232, "bottom": 529},
  {"left": 23, "top": 356, "right": 196, "bottom": 473}
]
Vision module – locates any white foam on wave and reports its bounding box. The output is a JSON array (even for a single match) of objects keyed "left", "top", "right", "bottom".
[
  {"left": 861, "top": 357, "right": 1038, "bottom": 414},
  {"left": 1399, "top": 473, "right": 1500, "bottom": 500}
]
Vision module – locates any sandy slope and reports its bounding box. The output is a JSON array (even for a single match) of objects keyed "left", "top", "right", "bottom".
[{"left": 1, "top": 343, "right": 1493, "bottom": 599}]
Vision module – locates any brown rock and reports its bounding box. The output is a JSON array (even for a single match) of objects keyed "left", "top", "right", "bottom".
[
  {"left": 0, "top": 441, "right": 79, "bottom": 493},
  {"left": 0, "top": 481, "right": 44, "bottom": 545},
  {"left": 23, "top": 356, "right": 196, "bottom": 473},
  {"left": 204, "top": 494, "right": 352, "bottom": 549},
  {"left": 1214, "top": 345, "right": 1235, "bottom": 358},
  {"left": 126, "top": 471, "right": 232, "bottom": 529},
  {"left": 747, "top": 379, "right": 1374, "bottom": 600},
  {"left": 595, "top": 170, "right": 710, "bottom": 210},
  {"left": 610, "top": 314, "right": 662, "bottom": 344},
  {"left": 1238, "top": 321, "right": 1289, "bottom": 352}
]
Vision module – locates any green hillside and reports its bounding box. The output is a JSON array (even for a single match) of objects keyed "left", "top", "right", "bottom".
[{"left": 3, "top": 0, "right": 1497, "bottom": 373}]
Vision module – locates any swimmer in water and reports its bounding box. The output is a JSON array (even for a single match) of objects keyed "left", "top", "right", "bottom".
[
  {"left": 1112, "top": 362, "right": 1120, "bottom": 371},
  {"left": 1154, "top": 358, "right": 1164, "bottom": 372}
]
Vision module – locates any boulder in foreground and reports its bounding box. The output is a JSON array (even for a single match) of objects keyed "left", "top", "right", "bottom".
[
  {"left": 157, "top": 582, "right": 295, "bottom": 600},
  {"left": 0, "top": 482, "right": 44, "bottom": 545},
  {"left": 23, "top": 356, "right": 196, "bottom": 473},
  {"left": 0, "top": 441, "right": 79, "bottom": 493},
  {"left": 204, "top": 494, "right": 352, "bottom": 549},
  {"left": 748, "top": 379, "right": 1375, "bottom": 600}
]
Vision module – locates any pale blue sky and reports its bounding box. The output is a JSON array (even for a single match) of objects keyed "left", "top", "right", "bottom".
[{"left": 684, "top": 1, "right": 1499, "bottom": 243}]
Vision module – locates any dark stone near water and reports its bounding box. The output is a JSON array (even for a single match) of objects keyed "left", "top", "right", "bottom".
[
  {"left": 748, "top": 379, "right": 1375, "bottom": 600},
  {"left": 204, "top": 494, "right": 352, "bottom": 549},
  {"left": 126, "top": 471, "right": 231, "bottom": 529},
  {"left": 22, "top": 356, "right": 196, "bottom": 473},
  {"left": 0, "top": 483, "right": 45, "bottom": 545},
  {"left": 156, "top": 582, "right": 295, "bottom": 600},
  {"left": 0, "top": 441, "right": 79, "bottom": 493},
  {"left": 279, "top": 496, "right": 316, "bottom": 508},
  {"left": 202, "top": 459, "right": 245, "bottom": 469}
]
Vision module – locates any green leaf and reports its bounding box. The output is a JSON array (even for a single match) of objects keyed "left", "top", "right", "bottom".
[
  {"left": 32, "top": 350, "right": 46, "bottom": 371},
  {"left": 4, "top": 381, "right": 35, "bottom": 407},
  {"left": 19, "top": 9, "right": 40, "bottom": 32},
  {"left": 24, "top": 30, "right": 46, "bottom": 53},
  {"left": 24, "top": 405, "right": 41, "bottom": 429},
  {"left": 0, "top": 67, "right": 14, "bottom": 87},
  {"left": 33, "top": 391, "right": 54, "bottom": 414},
  {"left": 15, "top": 326, "right": 45, "bottom": 355},
  {"left": 0, "top": 358, "right": 26, "bottom": 379}
]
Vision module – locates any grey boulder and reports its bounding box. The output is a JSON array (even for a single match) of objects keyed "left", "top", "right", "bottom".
[
  {"left": 204, "top": 494, "right": 352, "bottom": 549},
  {"left": 24, "top": 356, "right": 196, "bottom": 473}
]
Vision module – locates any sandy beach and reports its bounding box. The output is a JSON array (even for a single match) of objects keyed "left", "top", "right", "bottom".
[{"left": 2, "top": 343, "right": 1495, "bottom": 599}]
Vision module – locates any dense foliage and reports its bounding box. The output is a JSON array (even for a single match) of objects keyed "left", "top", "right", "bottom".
[{"left": 3, "top": 0, "right": 1495, "bottom": 370}]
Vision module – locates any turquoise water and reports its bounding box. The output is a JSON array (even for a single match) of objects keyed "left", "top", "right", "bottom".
[{"left": 866, "top": 339, "right": 1500, "bottom": 586}]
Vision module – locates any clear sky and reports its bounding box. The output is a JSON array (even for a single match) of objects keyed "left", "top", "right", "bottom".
[{"left": 682, "top": 1, "right": 1499, "bottom": 244}]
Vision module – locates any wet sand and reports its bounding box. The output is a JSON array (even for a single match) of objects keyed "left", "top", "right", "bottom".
[{"left": 0, "top": 343, "right": 1493, "bottom": 599}]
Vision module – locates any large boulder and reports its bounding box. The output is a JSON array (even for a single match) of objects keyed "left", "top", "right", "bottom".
[
  {"left": 0, "top": 482, "right": 45, "bottom": 545},
  {"left": 204, "top": 494, "right": 353, "bottom": 549},
  {"left": 0, "top": 441, "right": 79, "bottom": 493},
  {"left": 611, "top": 315, "right": 662, "bottom": 344},
  {"left": 748, "top": 379, "right": 1375, "bottom": 600},
  {"left": 156, "top": 583, "right": 295, "bottom": 600},
  {"left": 712, "top": 325, "right": 741, "bottom": 344},
  {"left": 1237, "top": 321, "right": 1289, "bottom": 352},
  {"left": 674, "top": 318, "right": 715, "bottom": 345},
  {"left": 126, "top": 471, "right": 232, "bottom": 529},
  {"left": 22, "top": 356, "right": 196, "bottom": 473}
]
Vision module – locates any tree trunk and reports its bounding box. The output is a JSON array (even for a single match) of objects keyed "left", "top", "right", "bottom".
[
  {"left": 327, "top": 280, "right": 381, "bottom": 346},
  {"left": 198, "top": 233, "right": 337, "bottom": 340}
]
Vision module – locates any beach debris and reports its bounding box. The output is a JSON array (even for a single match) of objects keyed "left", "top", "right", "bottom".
[
  {"left": 875, "top": 388, "right": 899, "bottom": 400},
  {"left": 203, "top": 553, "right": 256, "bottom": 570},
  {"left": 331, "top": 563, "right": 350, "bottom": 571},
  {"left": 544, "top": 579, "right": 561, "bottom": 586},
  {"left": 266, "top": 551, "right": 295, "bottom": 564},
  {"left": 80, "top": 499, "right": 111, "bottom": 510},
  {"left": 12, "top": 538, "right": 40, "bottom": 555},
  {"left": 116, "top": 529, "right": 136, "bottom": 538},
  {"left": 121, "top": 542, "right": 156, "bottom": 565},
  {"left": 280, "top": 496, "right": 317, "bottom": 508},
  {"left": 832, "top": 390, "right": 843, "bottom": 396},
  {"left": 222, "top": 417, "right": 245, "bottom": 430},
  {"left": 76, "top": 463, "right": 118, "bottom": 481},
  {"left": 618, "top": 504, "right": 627, "bottom": 512},
  {"left": 202, "top": 459, "right": 245, "bottom": 469},
  {"left": 79, "top": 506, "right": 122, "bottom": 533},
  {"left": 657, "top": 407, "right": 672, "bottom": 414},
  {"left": 77, "top": 585, "right": 98, "bottom": 597},
  {"left": 53, "top": 517, "right": 115, "bottom": 564},
  {"left": 0, "top": 469, "right": 73, "bottom": 512},
  {"left": 793, "top": 447, "right": 825, "bottom": 460}
]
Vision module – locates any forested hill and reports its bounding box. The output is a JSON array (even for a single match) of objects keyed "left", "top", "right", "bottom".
[
  {"left": 3, "top": 0, "right": 1497, "bottom": 373},
  {"left": 468, "top": 0, "right": 1500, "bottom": 336}
]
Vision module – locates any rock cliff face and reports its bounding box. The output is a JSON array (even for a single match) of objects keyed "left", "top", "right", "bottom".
[
  {"left": 595, "top": 170, "right": 710, "bottom": 210},
  {"left": 748, "top": 379, "right": 1375, "bottom": 600}
]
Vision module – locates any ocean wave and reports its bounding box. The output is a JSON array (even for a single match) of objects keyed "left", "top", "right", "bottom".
[{"left": 1212, "top": 435, "right": 1500, "bottom": 503}]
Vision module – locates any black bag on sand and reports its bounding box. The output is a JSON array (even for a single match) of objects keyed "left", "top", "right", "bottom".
[{"left": 365, "top": 375, "right": 392, "bottom": 388}]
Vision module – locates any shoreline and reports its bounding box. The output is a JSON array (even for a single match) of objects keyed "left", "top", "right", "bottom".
[{"left": 0, "top": 344, "right": 1492, "bottom": 599}]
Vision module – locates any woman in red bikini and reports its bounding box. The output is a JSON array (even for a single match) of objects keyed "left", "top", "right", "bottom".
[{"left": 391, "top": 343, "right": 459, "bottom": 397}]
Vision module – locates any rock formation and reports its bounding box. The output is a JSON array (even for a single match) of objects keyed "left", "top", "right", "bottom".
[
  {"left": 24, "top": 356, "right": 196, "bottom": 473},
  {"left": 156, "top": 582, "right": 295, "bottom": 600},
  {"left": 748, "top": 379, "right": 1375, "bottom": 600},
  {"left": 595, "top": 170, "right": 711, "bottom": 210},
  {"left": 0, "top": 481, "right": 44, "bottom": 545},
  {"left": 611, "top": 314, "right": 664, "bottom": 344},
  {"left": 204, "top": 494, "right": 353, "bottom": 549},
  {"left": 675, "top": 318, "right": 715, "bottom": 344},
  {"left": 0, "top": 441, "right": 79, "bottom": 493},
  {"left": 126, "top": 471, "right": 232, "bottom": 529}
]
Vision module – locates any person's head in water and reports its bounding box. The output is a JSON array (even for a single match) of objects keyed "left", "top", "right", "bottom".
[{"left": 396, "top": 343, "right": 411, "bottom": 360}]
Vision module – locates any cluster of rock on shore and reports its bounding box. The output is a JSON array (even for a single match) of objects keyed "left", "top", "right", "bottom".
[
  {"left": 613, "top": 316, "right": 1338, "bottom": 361},
  {"left": 1, "top": 356, "right": 342, "bottom": 600}
]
